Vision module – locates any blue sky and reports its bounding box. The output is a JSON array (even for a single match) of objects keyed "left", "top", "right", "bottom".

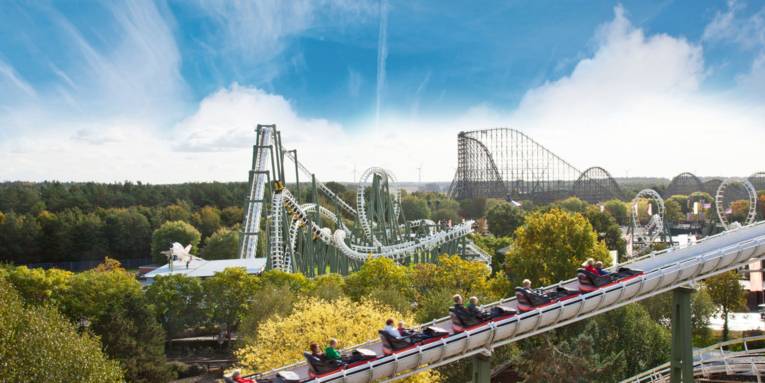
[{"left": 1, "top": 1, "right": 764, "bottom": 182}]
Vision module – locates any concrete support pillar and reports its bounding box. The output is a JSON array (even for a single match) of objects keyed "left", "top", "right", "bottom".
[
  {"left": 671, "top": 287, "right": 694, "bottom": 383},
  {"left": 472, "top": 353, "right": 491, "bottom": 383}
]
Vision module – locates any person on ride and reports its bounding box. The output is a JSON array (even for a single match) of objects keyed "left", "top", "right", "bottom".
[
  {"left": 384, "top": 318, "right": 403, "bottom": 339},
  {"left": 467, "top": 296, "right": 485, "bottom": 319},
  {"left": 397, "top": 321, "right": 412, "bottom": 337},
  {"left": 307, "top": 342, "right": 324, "bottom": 363},
  {"left": 324, "top": 339, "right": 342, "bottom": 361},
  {"left": 595, "top": 261, "right": 609, "bottom": 276},
  {"left": 232, "top": 370, "right": 255, "bottom": 383},
  {"left": 583, "top": 258, "right": 598, "bottom": 275},
  {"left": 522, "top": 279, "right": 532, "bottom": 289}
]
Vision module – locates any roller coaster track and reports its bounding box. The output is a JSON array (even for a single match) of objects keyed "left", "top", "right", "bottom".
[
  {"left": 283, "top": 150, "right": 357, "bottom": 217},
  {"left": 254, "top": 221, "right": 765, "bottom": 383},
  {"left": 622, "top": 335, "right": 765, "bottom": 382}
]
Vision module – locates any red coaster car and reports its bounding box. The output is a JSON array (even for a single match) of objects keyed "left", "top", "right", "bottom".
[
  {"left": 515, "top": 286, "right": 580, "bottom": 313},
  {"left": 378, "top": 326, "right": 449, "bottom": 355},
  {"left": 576, "top": 267, "right": 643, "bottom": 293},
  {"left": 449, "top": 305, "right": 516, "bottom": 332},
  {"left": 304, "top": 348, "right": 376, "bottom": 378}
]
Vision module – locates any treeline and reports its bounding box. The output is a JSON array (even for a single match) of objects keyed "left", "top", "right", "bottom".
[
  {"left": 0, "top": 181, "right": 248, "bottom": 213},
  {"left": 0, "top": 200, "right": 244, "bottom": 264}
]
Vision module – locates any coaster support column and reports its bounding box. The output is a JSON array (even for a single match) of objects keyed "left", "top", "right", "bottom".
[{"left": 671, "top": 286, "right": 694, "bottom": 383}]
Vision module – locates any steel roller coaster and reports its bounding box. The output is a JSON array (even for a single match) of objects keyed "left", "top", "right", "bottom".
[{"left": 237, "top": 125, "right": 487, "bottom": 276}]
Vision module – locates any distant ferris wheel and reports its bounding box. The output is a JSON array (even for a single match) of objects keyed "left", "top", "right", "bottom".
[
  {"left": 628, "top": 189, "right": 668, "bottom": 257},
  {"left": 715, "top": 178, "right": 758, "bottom": 230}
]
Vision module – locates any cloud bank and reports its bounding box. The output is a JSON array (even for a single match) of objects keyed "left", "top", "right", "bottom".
[{"left": 1, "top": 5, "right": 764, "bottom": 184}]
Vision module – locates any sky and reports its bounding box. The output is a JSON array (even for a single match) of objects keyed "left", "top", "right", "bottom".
[{"left": 1, "top": 0, "right": 764, "bottom": 183}]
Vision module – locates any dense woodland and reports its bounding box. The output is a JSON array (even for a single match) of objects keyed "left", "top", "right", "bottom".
[{"left": 0, "top": 181, "right": 761, "bottom": 382}]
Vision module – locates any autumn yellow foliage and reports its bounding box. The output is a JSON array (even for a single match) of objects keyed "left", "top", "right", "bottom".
[{"left": 235, "top": 297, "right": 439, "bottom": 382}]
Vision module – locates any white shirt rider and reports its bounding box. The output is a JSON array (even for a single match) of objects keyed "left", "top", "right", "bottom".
[{"left": 384, "top": 324, "right": 402, "bottom": 339}]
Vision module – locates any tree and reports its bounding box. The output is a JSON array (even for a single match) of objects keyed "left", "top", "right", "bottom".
[
  {"left": 585, "top": 206, "right": 626, "bottom": 257},
  {"left": 192, "top": 205, "right": 222, "bottom": 239},
  {"left": 238, "top": 284, "right": 297, "bottom": 345},
  {"left": 409, "top": 255, "right": 508, "bottom": 302},
  {"left": 5, "top": 265, "right": 72, "bottom": 306},
  {"left": 706, "top": 271, "right": 747, "bottom": 340},
  {"left": 486, "top": 201, "right": 525, "bottom": 237},
  {"left": 0, "top": 277, "right": 124, "bottom": 383},
  {"left": 401, "top": 195, "right": 431, "bottom": 220},
  {"left": 160, "top": 202, "right": 192, "bottom": 224},
  {"left": 235, "top": 297, "right": 439, "bottom": 382},
  {"left": 603, "top": 199, "right": 629, "bottom": 226},
  {"left": 145, "top": 274, "right": 205, "bottom": 337},
  {"left": 309, "top": 273, "right": 346, "bottom": 301},
  {"left": 516, "top": 324, "right": 622, "bottom": 383},
  {"left": 201, "top": 227, "right": 240, "bottom": 260},
  {"left": 91, "top": 290, "right": 174, "bottom": 383},
  {"left": 102, "top": 208, "right": 152, "bottom": 260},
  {"left": 203, "top": 267, "right": 259, "bottom": 336},
  {"left": 61, "top": 264, "right": 143, "bottom": 322},
  {"left": 664, "top": 198, "right": 684, "bottom": 224},
  {"left": 344, "top": 257, "right": 413, "bottom": 301},
  {"left": 458, "top": 197, "right": 486, "bottom": 219},
  {"left": 729, "top": 200, "right": 751, "bottom": 224},
  {"left": 0, "top": 211, "right": 42, "bottom": 264},
  {"left": 555, "top": 196, "right": 589, "bottom": 214},
  {"left": 431, "top": 207, "right": 460, "bottom": 224},
  {"left": 150, "top": 220, "right": 201, "bottom": 263},
  {"left": 221, "top": 206, "right": 244, "bottom": 227},
  {"left": 505, "top": 209, "right": 610, "bottom": 286}
]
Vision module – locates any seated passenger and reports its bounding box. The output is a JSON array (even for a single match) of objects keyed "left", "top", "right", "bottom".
[
  {"left": 324, "top": 339, "right": 342, "bottom": 362},
  {"left": 384, "top": 318, "right": 403, "bottom": 339},
  {"left": 467, "top": 296, "right": 485, "bottom": 319},
  {"left": 582, "top": 258, "right": 598, "bottom": 275},
  {"left": 397, "top": 321, "right": 412, "bottom": 337},
  {"left": 521, "top": 279, "right": 532, "bottom": 290},
  {"left": 595, "top": 261, "right": 609, "bottom": 276},
  {"left": 453, "top": 294, "right": 464, "bottom": 308},
  {"left": 232, "top": 371, "right": 255, "bottom": 383},
  {"left": 306, "top": 342, "right": 324, "bottom": 363}
]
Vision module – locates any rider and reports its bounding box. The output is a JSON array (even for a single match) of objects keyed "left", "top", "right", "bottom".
[
  {"left": 595, "top": 261, "right": 609, "bottom": 276},
  {"left": 384, "top": 318, "right": 403, "bottom": 339},
  {"left": 466, "top": 296, "right": 485, "bottom": 319},
  {"left": 583, "top": 258, "right": 598, "bottom": 275},
  {"left": 324, "top": 339, "right": 342, "bottom": 362},
  {"left": 397, "top": 321, "right": 412, "bottom": 337}
]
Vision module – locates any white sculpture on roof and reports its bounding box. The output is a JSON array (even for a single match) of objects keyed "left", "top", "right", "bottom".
[{"left": 160, "top": 242, "right": 193, "bottom": 272}]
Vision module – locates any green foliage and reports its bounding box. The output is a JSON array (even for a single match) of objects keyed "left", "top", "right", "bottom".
[
  {"left": 150, "top": 220, "right": 201, "bottom": 263},
  {"left": 555, "top": 196, "right": 589, "bottom": 214},
  {"left": 0, "top": 211, "right": 42, "bottom": 263},
  {"left": 603, "top": 199, "right": 629, "bottom": 226},
  {"left": 221, "top": 206, "right": 244, "bottom": 227},
  {"left": 203, "top": 267, "right": 260, "bottom": 335},
  {"left": 62, "top": 266, "right": 143, "bottom": 322},
  {"left": 345, "top": 257, "right": 413, "bottom": 301},
  {"left": 458, "top": 197, "right": 486, "bottom": 219},
  {"left": 516, "top": 325, "right": 622, "bottom": 383},
  {"left": 469, "top": 233, "right": 513, "bottom": 272},
  {"left": 401, "top": 195, "right": 431, "bottom": 220},
  {"left": 431, "top": 207, "right": 460, "bottom": 224},
  {"left": 707, "top": 270, "right": 747, "bottom": 340},
  {"left": 192, "top": 205, "right": 222, "bottom": 239},
  {"left": 0, "top": 277, "right": 124, "bottom": 383},
  {"left": 90, "top": 290, "right": 174, "bottom": 383},
  {"left": 414, "top": 287, "right": 454, "bottom": 323},
  {"left": 584, "top": 206, "right": 626, "bottom": 257},
  {"left": 5, "top": 265, "right": 72, "bottom": 305},
  {"left": 505, "top": 208, "right": 609, "bottom": 286},
  {"left": 239, "top": 284, "right": 298, "bottom": 345},
  {"left": 640, "top": 287, "right": 716, "bottom": 338},
  {"left": 589, "top": 304, "right": 670, "bottom": 378},
  {"left": 309, "top": 273, "right": 346, "bottom": 301},
  {"left": 145, "top": 274, "right": 205, "bottom": 338},
  {"left": 486, "top": 201, "right": 525, "bottom": 237},
  {"left": 101, "top": 208, "right": 152, "bottom": 260},
  {"left": 201, "top": 227, "right": 240, "bottom": 260},
  {"left": 664, "top": 198, "right": 684, "bottom": 224},
  {"left": 259, "top": 269, "right": 311, "bottom": 293}
]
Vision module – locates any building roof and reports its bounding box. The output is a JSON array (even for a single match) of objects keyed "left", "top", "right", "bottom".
[{"left": 142, "top": 257, "right": 267, "bottom": 283}]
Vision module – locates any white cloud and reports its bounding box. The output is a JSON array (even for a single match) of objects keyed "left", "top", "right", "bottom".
[{"left": 2, "top": 5, "right": 764, "bottom": 184}]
